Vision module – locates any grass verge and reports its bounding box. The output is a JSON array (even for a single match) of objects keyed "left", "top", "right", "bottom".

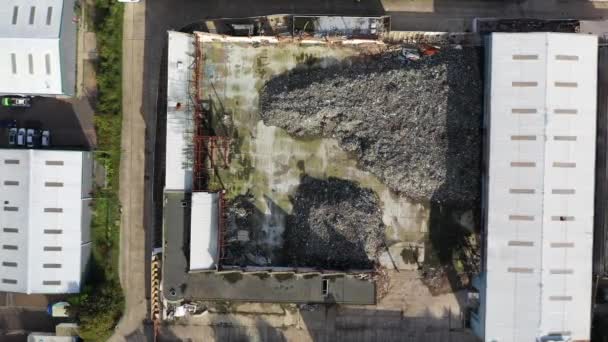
[{"left": 68, "top": 1, "right": 124, "bottom": 341}]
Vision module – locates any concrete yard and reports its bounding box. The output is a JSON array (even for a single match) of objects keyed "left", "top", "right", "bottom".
[
  {"left": 158, "top": 271, "right": 472, "bottom": 342},
  {"left": 197, "top": 33, "right": 433, "bottom": 270}
]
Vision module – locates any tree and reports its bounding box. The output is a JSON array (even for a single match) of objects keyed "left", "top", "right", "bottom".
[{"left": 68, "top": 282, "right": 124, "bottom": 342}]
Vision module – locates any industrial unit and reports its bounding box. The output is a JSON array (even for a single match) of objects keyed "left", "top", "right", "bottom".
[
  {"left": 0, "top": 149, "right": 93, "bottom": 294},
  {"left": 472, "top": 32, "right": 598, "bottom": 342},
  {"left": 0, "top": 0, "right": 77, "bottom": 96},
  {"left": 160, "top": 29, "right": 377, "bottom": 307},
  {"left": 163, "top": 31, "right": 220, "bottom": 273},
  {"left": 161, "top": 31, "right": 223, "bottom": 301}
]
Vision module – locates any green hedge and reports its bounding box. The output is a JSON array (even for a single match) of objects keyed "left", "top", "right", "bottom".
[{"left": 69, "top": 2, "right": 125, "bottom": 341}]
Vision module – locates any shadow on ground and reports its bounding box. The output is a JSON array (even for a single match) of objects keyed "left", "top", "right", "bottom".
[
  {"left": 0, "top": 97, "right": 93, "bottom": 149},
  {"left": 223, "top": 175, "right": 382, "bottom": 271},
  {"left": 0, "top": 308, "right": 56, "bottom": 341},
  {"left": 424, "top": 47, "right": 483, "bottom": 309}
]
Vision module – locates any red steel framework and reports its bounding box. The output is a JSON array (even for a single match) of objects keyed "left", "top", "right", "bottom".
[
  {"left": 218, "top": 190, "right": 228, "bottom": 261},
  {"left": 191, "top": 34, "right": 205, "bottom": 190},
  {"left": 190, "top": 35, "right": 230, "bottom": 265},
  {"left": 191, "top": 36, "right": 231, "bottom": 189}
]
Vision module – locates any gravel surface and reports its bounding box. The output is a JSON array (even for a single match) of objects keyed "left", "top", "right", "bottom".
[
  {"left": 259, "top": 47, "right": 483, "bottom": 204},
  {"left": 224, "top": 194, "right": 273, "bottom": 266},
  {"left": 283, "top": 176, "right": 384, "bottom": 269}
]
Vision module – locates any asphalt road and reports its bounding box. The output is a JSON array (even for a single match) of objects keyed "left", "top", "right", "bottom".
[{"left": 111, "top": 1, "right": 608, "bottom": 341}]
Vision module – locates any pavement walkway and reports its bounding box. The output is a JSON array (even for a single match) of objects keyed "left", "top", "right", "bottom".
[{"left": 109, "top": 1, "right": 151, "bottom": 341}]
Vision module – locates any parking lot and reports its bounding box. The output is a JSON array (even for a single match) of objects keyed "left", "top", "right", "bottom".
[{"left": 0, "top": 96, "right": 95, "bottom": 150}]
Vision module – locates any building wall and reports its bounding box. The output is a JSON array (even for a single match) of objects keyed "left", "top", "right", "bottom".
[
  {"left": 80, "top": 152, "right": 93, "bottom": 198},
  {"left": 79, "top": 152, "right": 93, "bottom": 288}
]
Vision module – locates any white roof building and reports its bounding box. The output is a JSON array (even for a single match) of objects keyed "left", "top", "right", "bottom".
[
  {"left": 0, "top": 0, "right": 76, "bottom": 96},
  {"left": 473, "top": 33, "right": 597, "bottom": 342},
  {"left": 165, "top": 31, "right": 194, "bottom": 191},
  {"left": 189, "top": 192, "right": 219, "bottom": 271},
  {"left": 28, "top": 334, "right": 77, "bottom": 342},
  {"left": 0, "top": 149, "right": 93, "bottom": 294}
]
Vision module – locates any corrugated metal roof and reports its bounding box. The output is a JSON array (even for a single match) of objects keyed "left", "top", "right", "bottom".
[
  {"left": 0, "top": 149, "right": 91, "bottom": 294},
  {"left": 482, "top": 32, "right": 597, "bottom": 342}
]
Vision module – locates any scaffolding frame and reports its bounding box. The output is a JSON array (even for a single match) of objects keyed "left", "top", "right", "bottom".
[{"left": 190, "top": 34, "right": 229, "bottom": 269}]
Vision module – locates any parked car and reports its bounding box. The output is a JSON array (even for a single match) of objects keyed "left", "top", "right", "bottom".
[
  {"left": 1, "top": 96, "right": 31, "bottom": 108},
  {"left": 41, "top": 129, "right": 50, "bottom": 147},
  {"left": 17, "top": 128, "right": 25, "bottom": 146},
  {"left": 26, "top": 129, "right": 34, "bottom": 148},
  {"left": 8, "top": 128, "right": 17, "bottom": 145}
]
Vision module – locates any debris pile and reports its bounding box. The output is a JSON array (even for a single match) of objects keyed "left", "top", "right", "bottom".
[
  {"left": 374, "top": 266, "right": 391, "bottom": 301},
  {"left": 283, "top": 176, "right": 384, "bottom": 269},
  {"left": 224, "top": 194, "right": 271, "bottom": 266},
  {"left": 259, "top": 47, "right": 483, "bottom": 203}
]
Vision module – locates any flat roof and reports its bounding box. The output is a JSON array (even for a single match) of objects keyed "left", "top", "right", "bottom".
[
  {"left": 482, "top": 33, "right": 597, "bottom": 341},
  {"left": 0, "top": 0, "right": 64, "bottom": 38},
  {"left": 189, "top": 192, "right": 218, "bottom": 271},
  {"left": 0, "top": 149, "right": 92, "bottom": 294},
  {"left": 162, "top": 190, "right": 189, "bottom": 301},
  {"left": 181, "top": 271, "right": 376, "bottom": 305},
  {"left": 165, "top": 31, "right": 194, "bottom": 191}
]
